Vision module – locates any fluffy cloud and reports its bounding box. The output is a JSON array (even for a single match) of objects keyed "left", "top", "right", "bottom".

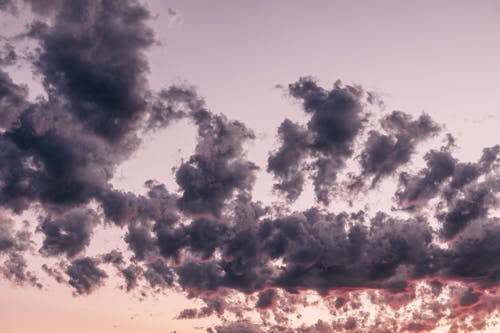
[{"left": 1, "top": 1, "right": 500, "bottom": 332}]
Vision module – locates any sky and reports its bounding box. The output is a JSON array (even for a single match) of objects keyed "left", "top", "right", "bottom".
[{"left": 1, "top": 1, "right": 500, "bottom": 332}]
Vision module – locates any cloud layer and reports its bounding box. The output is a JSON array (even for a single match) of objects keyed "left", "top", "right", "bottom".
[{"left": 1, "top": 1, "right": 500, "bottom": 332}]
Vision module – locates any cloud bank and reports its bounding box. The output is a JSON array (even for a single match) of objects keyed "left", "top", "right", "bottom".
[{"left": 1, "top": 1, "right": 500, "bottom": 332}]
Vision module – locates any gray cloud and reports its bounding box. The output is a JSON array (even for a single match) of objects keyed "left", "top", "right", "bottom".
[
  {"left": 2, "top": 1, "right": 500, "bottom": 332},
  {"left": 269, "top": 78, "right": 368, "bottom": 204},
  {"left": 359, "top": 111, "right": 439, "bottom": 187},
  {"left": 66, "top": 257, "right": 107, "bottom": 295},
  {"left": 38, "top": 208, "right": 98, "bottom": 258}
]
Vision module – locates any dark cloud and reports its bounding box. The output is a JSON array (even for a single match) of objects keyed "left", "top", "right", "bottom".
[
  {"left": 359, "top": 111, "right": 439, "bottom": 187},
  {"left": 0, "top": 216, "right": 17, "bottom": 252},
  {"left": 120, "top": 264, "right": 142, "bottom": 292},
  {"left": 269, "top": 77, "right": 369, "bottom": 204},
  {"left": 143, "top": 259, "right": 174, "bottom": 289},
  {"left": 41, "top": 263, "right": 65, "bottom": 284},
  {"left": 177, "top": 308, "right": 198, "bottom": 319},
  {"left": 101, "top": 249, "right": 124, "bottom": 265},
  {"left": 268, "top": 119, "right": 311, "bottom": 201},
  {"left": 0, "top": 1, "right": 185, "bottom": 298},
  {"left": 213, "top": 321, "right": 264, "bottom": 333},
  {"left": 1, "top": 252, "right": 41, "bottom": 288},
  {"left": 125, "top": 220, "right": 157, "bottom": 261},
  {"left": 443, "top": 220, "right": 500, "bottom": 287},
  {"left": 439, "top": 183, "right": 496, "bottom": 239},
  {"left": 112, "top": 183, "right": 178, "bottom": 261},
  {"left": 393, "top": 144, "right": 500, "bottom": 242},
  {"left": 22, "top": 0, "right": 63, "bottom": 16},
  {"left": 0, "top": 70, "right": 27, "bottom": 130},
  {"left": 176, "top": 111, "right": 257, "bottom": 217},
  {"left": 99, "top": 180, "right": 179, "bottom": 227},
  {"left": 3, "top": 112, "right": 116, "bottom": 208},
  {"left": 66, "top": 257, "right": 107, "bottom": 295},
  {"left": 459, "top": 287, "right": 482, "bottom": 307},
  {"left": 0, "top": 0, "right": 169, "bottom": 218},
  {"left": 38, "top": 208, "right": 98, "bottom": 258},
  {"left": 266, "top": 211, "right": 438, "bottom": 293},
  {"left": 176, "top": 261, "right": 225, "bottom": 293},
  {"left": 177, "top": 297, "right": 225, "bottom": 320},
  {"left": 0, "top": 215, "right": 39, "bottom": 287},
  {"left": 256, "top": 289, "right": 277, "bottom": 309},
  {"left": 0, "top": 0, "right": 16, "bottom": 13},
  {"left": 146, "top": 86, "right": 198, "bottom": 131},
  {"left": 0, "top": 44, "right": 17, "bottom": 66},
  {"left": 2, "top": 1, "right": 500, "bottom": 332},
  {"left": 396, "top": 145, "right": 500, "bottom": 210},
  {"left": 288, "top": 78, "right": 364, "bottom": 156},
  {"left": 396, "top": 149, "right": 457, "bottom": 209},
  {"left": 30, "top": 0, "right": 155, "bottom": 142},
  {"left": 99, "top": 248, "right": 142, "bottom": 291}
]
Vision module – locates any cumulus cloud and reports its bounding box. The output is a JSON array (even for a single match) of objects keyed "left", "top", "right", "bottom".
[
  {"left": 2, "top": 1, "right": 500, "bottom": 332},
  {"left": 38, "top": 208, "right": 98, "bottom": 258},
  {"left": 0, "top": 215, "right": 39, "bottom": 287},
  {"left": 269, "top": 78, "right": 368, "bottom": 204},
  {"left": 267, "top": 119, "right": 311, "bottom": 201},
  {"left": 359, "top": 111, "right": 439, "bottom": 187},
  {"left": 66, "top": 257, "right": 107, "bottom": 295},
  {"left": 176, "top": 109, "right": 258, "bottom": 217}
]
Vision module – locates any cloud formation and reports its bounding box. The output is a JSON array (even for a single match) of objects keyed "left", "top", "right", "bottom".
[
  {"left": 269, "top": 78, "right": 368, "bottom": 204},
  {"left": 1, "top": 1, "right": 500, "bottom": 332}
]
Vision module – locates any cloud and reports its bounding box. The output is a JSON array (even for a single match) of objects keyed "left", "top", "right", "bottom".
[
  {"left": 359, "top": 111, "right": 439, "bottom": 186},
  {"left": 38, "top": 208, "right": 98, "bottom": 258},
  {"left": 120, "top": 264, "right": 142, "bottom": 292},
  {"left": 66, "top": 257, "right": 107, "bottom": 295},
  {"left": 1, "top": 252, "right": 41, "bottom": 288},
  {"left": 0, "top": 215, "right": 39, "bottom": 287},
  {"left": 165, "top": 7, "right": 183, "bottom": 27},
  {"left": 213, "top": 321, "right": 264, "bottom": 333},
  {"left": 176, "top": 109, "right": 257, "bottom": 217},
  {"left": 0, "top": 70, "right": 27, "bottom": 131},
  {"left": 0, "top": 0, "right": 167, "bottom": 218},
  {"left": 256, "top": 289, "right": 277, "bottom": 309},
  {"left": 395, "top": 148, "right": 457, "bottom": 209},
  {"left": 143, "top": 258, "right": 174, "bottom": 289},
  {"left": 269, "top": 78, "right": 369, "bottom": 204},
  {"left": 29, "top": 0, "right": 155, "bottom": 142},
  {"left": 267, "top": 119, "right": 311, "bottom": 201},
  {"left": 2, "top": 1, "right": 500, "bottom": 332},
  {"left": 0, "top": 0, "right": 16, "bottom": 14}
]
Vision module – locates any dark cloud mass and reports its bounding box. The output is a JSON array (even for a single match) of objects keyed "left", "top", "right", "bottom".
[
  {"left": 359, "top": 111, "right": 439, "bottom": 186},
  {"left": 0, "top": 70, "right": 26, "bottom": 128},
  {"left": 66, "top": 257, "right": 107, "bottom": 295},
  {"left": 38, "top": 208, "right": 98, "bottom": 258},
  {"left": 256, "top": 289, "right": 277, "bottom": 309},
  {"left": 0, "top": 0, "right": 16, "bottom": 13},
  {"left": 1, "top": 1, "right": 500, "bottom": 332},
  {"left": 269, "top": 78, "right": 368, "bottom": 204},
  {"left": 30, "top": 0, "right": 155, "bottom": 142},
  {"left": 176, "top": 110, "right": 257, "bottom": 217},
  {"left": 267, "top": 119, "right": 311, "bottom": 201}
]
